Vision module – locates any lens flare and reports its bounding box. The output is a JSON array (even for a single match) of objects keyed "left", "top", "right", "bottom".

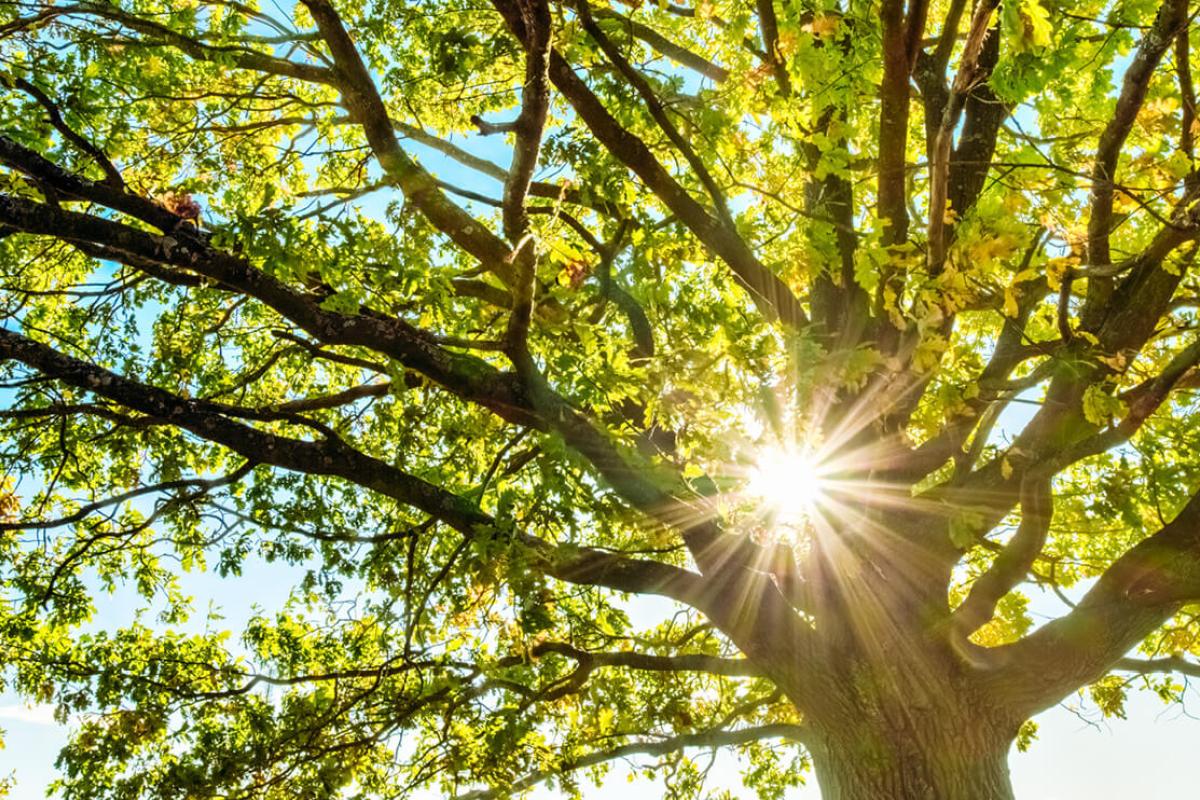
[{"left": 745, "top": 446, "right": 829, "bottom": 525}]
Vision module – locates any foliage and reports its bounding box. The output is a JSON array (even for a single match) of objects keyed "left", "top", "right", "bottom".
[{"left": 0, "top": 0, "right": 1198, "bottom": 797}]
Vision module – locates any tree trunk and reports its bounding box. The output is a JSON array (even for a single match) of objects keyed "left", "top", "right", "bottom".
[
  {"left": 806, "top": 706, "right": 1014, "bottom": 800},
  {"left": 752, "top": 531, "right": 1020, "bottom": 798},
  {"left": 779, "top": 628, "right": 1016, "bottom": 800}
]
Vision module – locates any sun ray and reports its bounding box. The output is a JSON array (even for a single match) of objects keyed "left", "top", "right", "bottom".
[{"left": 743, "top": 445, "right": 831, "bottom": 527}]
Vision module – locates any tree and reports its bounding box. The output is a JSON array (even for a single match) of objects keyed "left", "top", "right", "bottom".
[{"left": 0, "top": 0, "right": 1199, "bottom": 796}]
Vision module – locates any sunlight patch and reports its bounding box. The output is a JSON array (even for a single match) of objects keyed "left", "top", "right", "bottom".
[{"left": 745, "top": 445, "right": 831, "bottom": 526}]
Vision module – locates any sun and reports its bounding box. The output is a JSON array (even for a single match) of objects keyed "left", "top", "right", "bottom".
[{"left": 745, "top": 446, "right": 830, "bottom": 525}]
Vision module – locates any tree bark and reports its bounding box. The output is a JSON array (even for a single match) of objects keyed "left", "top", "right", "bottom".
[
  {"left": 781, "top": 625, "right": 1017, "bottom": 800},
  {"left": 807, "top": 712, "right": 1013, "bottom": 800}
]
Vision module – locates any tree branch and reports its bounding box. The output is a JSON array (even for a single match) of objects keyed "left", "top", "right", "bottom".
[
  {"left": 952, "top": 477, "right": 1052, "bottom": 637},
  {"left": 574, "top": 0, "right": 733, "bottom": 230},
  {"left": 1082, "top": 0, "right": 1189, "bottom": 325},
  {"left": 1114, "top": 656, "right": 1200, "bottom": 679},
  {"left": 500, "top": 1, "right": 808, "bottom": 327},
  {"left": 754, "top": 0, "right": 792, "bottom": 96},
  {"left": 501, "top": 0, "right": 552, "bottom": 243},
  {"left": 5, "top": 76, "right": 125, "bottom": 188},
  {"left": 454, "top": 723, "right": 805, "bottom": 800},
  {"left": 877, "top": 0, "right": 925, "bottom": 245},
  {"left": 300, "top": 0, "right": 517, "bottom": 285},
  {"left": 0, "top": 187, "right": 740, "bottom": 589},
  {"left": 592, "top": 6, "right": 729, "bottom": 83},
  {"left": 0, "top": 325, "right": 715, "bottom": 613},
  {"left": 48, "top": 2, "right": 336, "bottom": 86},
  {"left": 527, "top": 641, "right": 760, "bottom": 677},
  {"left": 0, "top": 464, "right": 254, "bottom": 532},
  {"left": 984, "top": 488, "right": 1200, "bottom": 719},
  {"left": 927, "top": 0, "right": 998, "bottom": 272},
  {"left": 390, "top": 119, "right": 621, "bottom": 216}
]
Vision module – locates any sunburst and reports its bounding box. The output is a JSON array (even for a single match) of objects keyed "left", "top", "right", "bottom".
[{"left": 744, "top": 445, "right": 832, "bottom": 527}]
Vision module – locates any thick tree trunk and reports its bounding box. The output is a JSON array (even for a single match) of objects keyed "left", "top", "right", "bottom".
[
  {"left": 788, "top": 660, "right": 1016, "bottom": 800},
  {"left": 747, "top": 522, "right": 1020, "bottom": 799},
  {"left": 776, "top": 621, "right": 1016, "bottom": 799},
  {"left": 808, "top": 727, "right": 1013, "bottom": 800}
]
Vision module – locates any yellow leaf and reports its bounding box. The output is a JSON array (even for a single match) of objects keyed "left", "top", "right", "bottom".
[
  {"left": 803, "top": 15, "right": 839, "bottom": 38},
  {"left": 1045, "top": 256, "right": 1076, "bottom": 292},
  {"left": 912, "top": 334, "right": 948, "bottom": 372},
  {"left": 1002, "top": 286, "right": 1019, "bottom": 318},
  {"left": 943, "top": 201, "right": 958, "bottom": 225}
]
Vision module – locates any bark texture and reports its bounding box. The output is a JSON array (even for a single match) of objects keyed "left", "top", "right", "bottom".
[
  {"left": 811, "top": 736, "right": 1012, "bottom": 800},
  {"left": 804, "top": 672, "right": 1015, "bottom": 800}
]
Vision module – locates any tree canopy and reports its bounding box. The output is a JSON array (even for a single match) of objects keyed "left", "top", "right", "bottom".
[{"left": 0, "top": 0, "right": 1199, "bottom": 797}]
